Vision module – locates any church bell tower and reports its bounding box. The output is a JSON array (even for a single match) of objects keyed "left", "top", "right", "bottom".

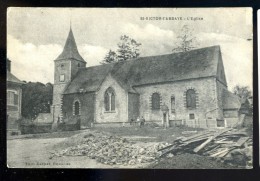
[{"left": 53, "top": 27, "right": 86, "bottom": 124}]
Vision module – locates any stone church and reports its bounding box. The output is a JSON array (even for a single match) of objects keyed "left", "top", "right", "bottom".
[{"left": 53, "top": 28, "right": 242, "bottom": 129}]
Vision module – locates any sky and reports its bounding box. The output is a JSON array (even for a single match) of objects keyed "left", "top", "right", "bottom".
[{"left": 7, "top": 8, "right": 253, "bottom": 91}]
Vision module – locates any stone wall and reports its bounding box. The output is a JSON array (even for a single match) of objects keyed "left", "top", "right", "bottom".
[
  {"left": 53, "top": 59, "right": 85, "bottom": 122},
  {"left": 53, "top": 84, "right": 66, "bottom": 122},
  {"left": 95, "top": 74, "right": 128, "bottom": 123},
  {"left": 53, "top": 60, "right": 71, "bottom": 123},
  {"left": 62, "top": 92, "right": 95, "bottom": 128},
  {"left": 216, "top": 80, "right": 228, "bottom": 119},
  {"left": 134, "top": 77, "right": 222, "bottom": 127},
  {"left": 54, "top": 60, "right": 72, "bottom": 84},
  {"left": 225, "top": 118, "right": 239, "bottom": 127}
]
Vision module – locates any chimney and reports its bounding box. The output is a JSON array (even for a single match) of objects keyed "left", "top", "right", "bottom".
[{"left": 7, "top": 59, "right": 11, "bottom": 72}]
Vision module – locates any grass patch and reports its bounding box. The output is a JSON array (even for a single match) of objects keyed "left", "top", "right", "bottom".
[{"left": 92, "top": 126, "right": 204, "bottom": 143}]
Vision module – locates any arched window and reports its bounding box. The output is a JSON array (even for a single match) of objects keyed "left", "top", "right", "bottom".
[
  {"left": 74, "top": 101, "right": 80, "bottom": 115},
  {"left": 186, "top": 89, "right": 196, "bottom": 109},
  {"left": 171, "top": 95, "right": 175, "bottom": 113},
  {"left": 105, "top": 92, "right": 110, "bottom": 111},
  {"left": 104, "top": 87, "right": 116, "bottom": 112},
  {"left": 111, "top": 92, "right": 115, "bottom": 111},
  {"left": 152, "top": 93, "right": 160, "bottom": 110}
]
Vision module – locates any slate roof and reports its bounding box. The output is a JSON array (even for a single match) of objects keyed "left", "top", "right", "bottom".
[
  {"left": 63, "top": 45, "right": 223, "bottom": 94},
  {"left": 222, "top": 89, "right": 241, "bottom": 110},
  {"left": 55, "top": 28, "right": 85, "bottom": 62},
  {"left": 63, "top": 64, "right": 115, "bottom": 94},
  {"left": 7, "top": 71, "right": 24, "bottom": 84}
]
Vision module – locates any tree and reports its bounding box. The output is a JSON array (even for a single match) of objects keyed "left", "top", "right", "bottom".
[
  {"left": 117, "top": 35, "right": 141, "bottom": 62},
  {"left": 21, "top": 82, "right": 53, "bottom": 119},
  {"left": 172, "top": 25, "right": 198, "bottom": 53},
  {"left": 101, "top": 35, "right": 142, "bottom": 64},
  {"left": 101, "top": 50, "right": 118, "bottom": 64},
  {"left": 232, "top": 85, "right": 252, "bottom": 100}
]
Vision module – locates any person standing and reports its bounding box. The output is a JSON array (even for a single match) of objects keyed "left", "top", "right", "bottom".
[
  {"left": 130, "top": 118, "right": 134, "bottom": 125},
  {"left": 140, "top": 116, "right": 145, "bottom": 128},
  {"left": 136, "top": 117, "right": 140, "bottom": 126}
]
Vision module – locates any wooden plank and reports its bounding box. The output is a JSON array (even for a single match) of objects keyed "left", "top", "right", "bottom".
[
  {"left": 181, "top": 134, "right": 213, "bottom": 146},
  {"left": 214, "top": 141, "right": 234, "bottom": 144},
  {"left": 183, "top": 137, "right": 209, "bottom": 145},
  {"left": 235, "top": 137, "right": 249, "bottom": 147},
  {"left": 216, "top": 149, "right": 230, "bottom": 157},
  {"left": 158, "top": 144, "right": 174, "bottom": 151},
  {"left": 181, "top": 131, "right": 212, "bottom": 142},
  {"left": 220, "top": 131, "right": 248, "bottom": 137},
  {"left": 210, "top": 148, "right": 229, "bottom": 157},
  {"left": 215, "top": 138, "right": 227, "bottom": 142},
  {"left": 212, "top": 147, "right": 236, "bottom": 158},
  {"left": 193, "top": 136, "right": 214, "bottom": 153},
  {"left": 193, "top": 128, "right": 233, "bottom": 153},
  {"left": 204, "top": 144, "right": 221, "bottom": 155},
  {"left": 160, "top": 145, "right": 177, "bottom": 157}
]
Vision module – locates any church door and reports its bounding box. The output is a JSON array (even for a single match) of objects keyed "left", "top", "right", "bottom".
[
  {"left": 163, "top": 113, "right": 167, "bottom": 127},
  {"left": 74, "top": 101, "right": 80, "bottom": 115}
]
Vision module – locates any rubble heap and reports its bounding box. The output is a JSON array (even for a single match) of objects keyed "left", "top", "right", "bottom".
[
  {"left": 159, "top": 128, "right": 252, "bottom": 167},
  {"left": 50, "top": 132, "right": 169, "bottom": 165}
]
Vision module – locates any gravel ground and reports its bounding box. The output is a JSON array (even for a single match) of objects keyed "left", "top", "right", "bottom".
[{"left": 7, "top": 135, "right": 152, "bottom": 168}]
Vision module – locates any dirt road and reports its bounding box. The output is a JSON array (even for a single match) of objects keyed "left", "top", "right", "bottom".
[
  {"left": 7, "top": 135, "right": 152, "bottom": 168},
  {"left": 7, "top": 137, "right": 114, "bottom": 168}
]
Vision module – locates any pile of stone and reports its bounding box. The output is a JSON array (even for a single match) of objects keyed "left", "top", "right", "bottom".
[
  {"left": 51, "top": 132, "right": 169, "bottom": 165},
  {"left": 159, "top": 128, "right": 252, "bottom": 167}
]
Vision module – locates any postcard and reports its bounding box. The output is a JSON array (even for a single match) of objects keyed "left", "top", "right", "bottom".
[{"left": 7, "top": 8, "right": 253, "bottom": 168}]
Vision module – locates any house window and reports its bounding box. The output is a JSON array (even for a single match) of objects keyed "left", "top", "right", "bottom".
[
  {"left": 171, "top": 95, "right": 175, "bottom": 113},
  {"left": 74, "top": 101, "right": 80, "bottom": 115},
  {"left": 186, "top": 89, "right": 196, "bottom": 109},
  {"left": 152, "top": 93, "right": 160, "bottom": 110},
  {"left": 60, "top": 74, "right": 65, "bottom": 82},
  {"left": 60, "top": 64, "right": 65, "bottom": 70},
  {"left": 104, "top": 87, "right": 116, "bottom": 112},
  {"left": 78, "top": 63, "right": 81, "bottom": 67},
  {"left": 189, "top": 113, "right": 195, "bottom": 120},
  {"left": 7, "top": 91, "right": 18, "bottom": 105}
]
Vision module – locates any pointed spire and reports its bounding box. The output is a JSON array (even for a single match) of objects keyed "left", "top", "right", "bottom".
[{"left": 55, "top": 27, "right": 85, "bottom": 62}]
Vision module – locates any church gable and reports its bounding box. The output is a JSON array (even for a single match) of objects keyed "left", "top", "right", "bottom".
[
  {"left": 97, "top": 73, "right": 127, "bottom": 96},
  {"left": 95, "top": 74, "right": 129, "bottom": 123},
  {"left": 63, "top": 63, "right": 115, "bottom": 94}
]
